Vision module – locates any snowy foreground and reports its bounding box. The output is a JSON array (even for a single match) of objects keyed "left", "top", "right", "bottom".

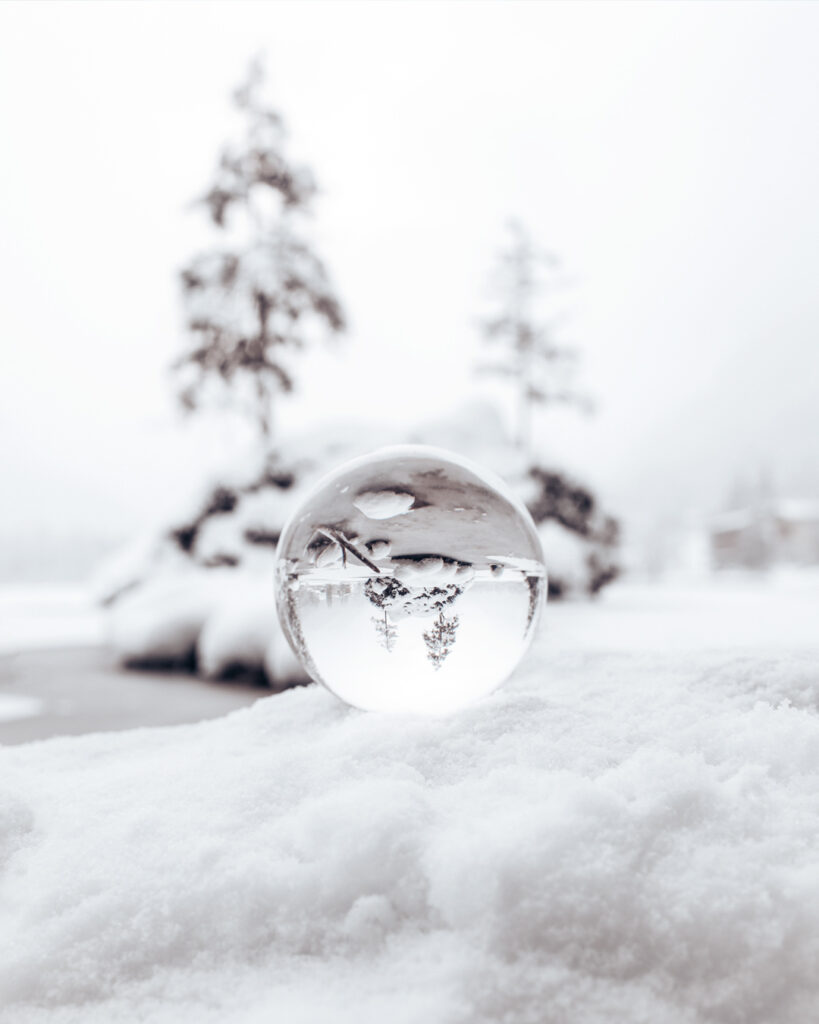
[{"left": 2, "top": 581, "right": 819, "bottom": 1023}]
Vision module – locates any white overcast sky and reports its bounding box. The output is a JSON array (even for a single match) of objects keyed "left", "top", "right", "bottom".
[{"left": 1, "top": 0, "right": 818, "bottom": 553}]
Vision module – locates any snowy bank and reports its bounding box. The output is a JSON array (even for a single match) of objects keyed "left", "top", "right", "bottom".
[{"left": 1, "top": 623, "right": 818, "bottom": 1023}]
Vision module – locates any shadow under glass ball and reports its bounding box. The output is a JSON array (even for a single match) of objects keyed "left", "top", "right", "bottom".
[{"left": 275, "top": 445, "right": 546, "bottom": 714}]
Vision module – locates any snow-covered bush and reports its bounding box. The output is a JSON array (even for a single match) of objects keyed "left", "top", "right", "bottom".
[
  {"left": 538, "top": 520, "right": 590, "bottom": 596},
  {"left": 107, "top": 567, "right": 304, "bottom": 688},
  {"left": 108, "top": 571, "right": 229, "bottom": 668},
  {"left": 526, "top": 465, "right": 620, "bottom": 597},
  {"left": 196, "top": 579, "right": 275, "bottom": 680},
  {"left": 99, "top": 403, "right": 619, "bottom": 685}
]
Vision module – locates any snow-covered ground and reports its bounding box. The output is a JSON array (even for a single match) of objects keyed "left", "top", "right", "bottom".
[
  {"left": 0, "top": 585, "right": 105, "bottom": 657},
  {"left": 1, "top": 575, "right": 818, "bottom": 1023},
  {"left": 0, "top": 693, "right": 43, "bottom": 724},
  {"left": 547, "top": 570, "right": 819, "bottom": 652}
]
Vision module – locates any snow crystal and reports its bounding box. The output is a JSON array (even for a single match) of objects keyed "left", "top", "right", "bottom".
[{"left": 1, "top": 618, "right": 818, "bottom": 1023}]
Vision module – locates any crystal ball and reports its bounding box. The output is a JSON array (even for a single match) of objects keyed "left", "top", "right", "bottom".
[{"left": 275, "top": 445, "right": 546, "bottom": 713}]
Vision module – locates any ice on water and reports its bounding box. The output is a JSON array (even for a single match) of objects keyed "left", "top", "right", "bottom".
[{"left": 275, "top": 446, "right": 546, "bottom": 713}]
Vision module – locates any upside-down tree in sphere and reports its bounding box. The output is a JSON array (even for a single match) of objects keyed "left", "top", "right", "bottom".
[
  {"left": 423, "top": 610, "right": 460, "bottom": 670},
  {"left": 479, "top": 221, "right": 590, "bottom": 460},
  {"left": 175, "top": 59, "right": 345, "bottom": 440},
  {"left": 371, "top": 611, "right": 399, "bottom": 653}
]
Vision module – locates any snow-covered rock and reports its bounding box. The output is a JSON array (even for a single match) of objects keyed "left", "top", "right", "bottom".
[{"left": 1, "top": 624, "right": 818, "bottom": 1023}]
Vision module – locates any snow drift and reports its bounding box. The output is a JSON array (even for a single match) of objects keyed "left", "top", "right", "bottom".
[{"left": 1, "top": 626, "right": 818, "bottom": 1023}]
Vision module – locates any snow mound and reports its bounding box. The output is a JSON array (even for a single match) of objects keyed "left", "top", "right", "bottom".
[
  {"left": 196, "top": 580, "right": 276, "bottom": 679},
  {"left": 107, "top": 569, "right": 307, "bottom": 688},
  {"left": 107, "top": 571, "right": 227, "bottom": 666},
  {"left": 1, "top": 636, "right": 818, "bottom": 1023}
]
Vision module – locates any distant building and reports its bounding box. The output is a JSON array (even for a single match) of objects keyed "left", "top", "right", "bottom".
[{"left": 710, "top": 500, "right": 819, "bottom": 570}]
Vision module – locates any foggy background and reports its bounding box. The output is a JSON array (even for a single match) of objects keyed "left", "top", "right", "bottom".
[{"left": 1, "top": 0, "right": 818, "bottom": 580}]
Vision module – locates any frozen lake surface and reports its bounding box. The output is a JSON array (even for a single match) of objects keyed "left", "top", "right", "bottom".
[{"left": 0, "top": 585, "right": 264, "bottom": 745}]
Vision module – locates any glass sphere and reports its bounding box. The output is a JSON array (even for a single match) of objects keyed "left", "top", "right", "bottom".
[{"left": 275, "top": 445, "right": 546, "bottom": 713}]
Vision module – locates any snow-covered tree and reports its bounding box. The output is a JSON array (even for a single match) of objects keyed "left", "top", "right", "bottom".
[
  {"left": 479, "top": 221, "right": 589, "bottom": 457},
  {"left": 175, "top": 59, "right": 345, "bottom": 439}
]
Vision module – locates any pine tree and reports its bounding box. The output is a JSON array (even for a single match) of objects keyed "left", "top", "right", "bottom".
[
  {"left": 479, "top": 221, "right": 589, "bottom": 458},
  {"left": 422, "top": 610, "right": 459, "bottom": 671},
  {"left": 175, "top": 59, "right": 345, "bottom": 439},
  {"left": 371, "top": 610, "right": 398, "bottom": 653}
]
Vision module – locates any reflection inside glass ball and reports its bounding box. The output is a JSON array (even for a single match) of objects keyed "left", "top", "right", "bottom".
[{"left": 275, "top": 445, "right": 546, "bottom": 713}]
